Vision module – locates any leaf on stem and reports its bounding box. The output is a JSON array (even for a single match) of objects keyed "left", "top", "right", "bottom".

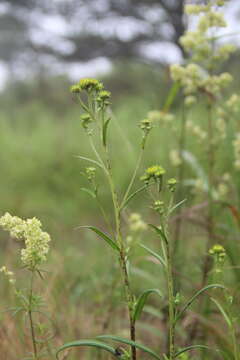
[
  {"left": 163, "top": 81, "right": 180, "bottom": 112},
  {"left": 174, "top": 345, "right": 213, "bottom": 358},
  {"left": 80, "top": 187, "right": 96, "bottom": 198},
  {"left": 56, "top": 340, "right": 117, "bottom": 359},
  {"left": 175, "top": 284, "right": 225, "bottom": 323},
  {"left": 120, "top": 185, "right": 147, "bottom": 210},
  {"left": 169, "top": 199, "right": 187, "bottom": 215},
  {"left": 78, "top": 226, "right": 120, "bottom": 252},
  {"left": 133, "top": 288, "right": 162, "bottom": 322},
  {"left": 103, "top": 118, "right": 111, "bottom": 147},
  {"left": 148, "top": 224, "right": 168, "bottom": 245},
  {"left": 75, "top": 155, "right": 103, "bottom": 169},
  {"left": 140, "top": 244, "right": 166, "bottom": 267},
  {"left": 210, "top": 297, "right": 231, "bottom": 327},
  {"left": 96, "top": 335, "right": 162, "bottom": 360}
]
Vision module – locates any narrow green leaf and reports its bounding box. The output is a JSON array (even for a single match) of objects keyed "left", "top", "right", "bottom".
[
  {"left": 76, "top": 155, "right": 103, "bottom": 169},
  {"left": 174, "top": 345, "right": 212, "bottom": 358},
  {"left": 97, "top": 335, "right": 161, "bottom": 360},
  {"left": 121, "top": 185, "right": 147, "bottom": 210},
  {"left": 80, "top": 187, "right": 96, "bottom": 198},
  {"left": 140, "top": 244, "right": 166, "bottom": 267},
  {"left": 175, "top": 284, "right": 225, "bottom": 323},
  {"left": 169, "top": 199, "right": 187, "bottom": 215},
  {"left": 211, "top": 297, "right": 231, "bottom": 327},
  {"left": 78, "top": 226, "right": 120, "bottom": 252},
  {"left": 133, "top": 289, "right": 162, "bottom": 322},
  {"left": 163, "top": 355, "right": 169, "bottom": 360},
  {"left": 148, "top": 224, "right": 168, "bottom": 244},
  {"left": 163, "top": 81, "right": 180, "bottom": 112},
  {"left": 103, "top": 118, "right": 111, "bottom": 147},
  {"left": 56, "top": 340, "right": 117, "bottom": 359}
]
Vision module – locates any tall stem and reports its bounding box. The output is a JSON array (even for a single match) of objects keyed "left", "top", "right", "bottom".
[
  {"left": 28, "top": 271, "right": 37, "bottom": 359},
  {"left": 104, "top": 146, "right": 136, "bottom": 360},
  {"left": 166, "top": 241, "right": 175, "bottom": 360},
  {"left": 173, "top": 101, "right": 186, "bottom": 292}
]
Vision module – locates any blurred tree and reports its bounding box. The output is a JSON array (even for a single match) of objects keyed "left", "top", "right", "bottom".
[{"left": 0, "top": 0, "right": 186, "bottom": 72}]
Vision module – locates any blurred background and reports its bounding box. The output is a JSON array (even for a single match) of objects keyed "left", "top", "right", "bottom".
[
  {"left": 0, "top": 0, "right": 239, "bottom": 233},
  {"left": 0, "top": 1, "right": 240, "bottom": 357}
]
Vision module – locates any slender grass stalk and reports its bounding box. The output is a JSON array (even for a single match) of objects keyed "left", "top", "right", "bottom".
[{"left": 173, "top": 100, "right": 186, "bottom": 292}]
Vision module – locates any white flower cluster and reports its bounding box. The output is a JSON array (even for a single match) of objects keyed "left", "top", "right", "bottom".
[
  {"left": 128, "top": 213, "right": 147, "bottom": 232},
  {"left": 226, "top": 94, "right": 240, "bottom": 113},
  {"left": 169, "top": 149, "right": 182, "bottom": 167},
  {"left": 186, "top": 121, "right": 207, "bottom": 142},
  {"left": 233, "top": 133, "right": 240, "bottom": 170},
  {"left": 0, "top": 213, "right": 51, "bottom": 270},
  {"left": 0, "top": 265, "right": 16, "bottom": 285},
  {"left": 170, "top": 1, "right": 234, "bottom": 102},
  {"left": 147, "top": 110, "right": 175, "bottom": 125}
]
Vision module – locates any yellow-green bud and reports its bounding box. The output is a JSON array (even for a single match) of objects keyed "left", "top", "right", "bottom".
[{"left": 78, "top": 78, "right": 103, "bottom": 92}]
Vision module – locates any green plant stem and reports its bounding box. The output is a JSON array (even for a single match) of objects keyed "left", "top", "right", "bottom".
[
  {"left": 88, "top": 120, "right": 137, "bottom": 359},
  {"left": 103, "top": 145, "right": 137, "bottom": 360},
  {"left": 173, "top": 101, "right": 186, "bottom": 292},
  {"left": 166, "top": 240, "right": 175, "bottom": 360},
  {"left": 164, "top": 195, "right": 175, "bottom": 360},
  {"left": 121, "top": 149, "right": 144, "bottom": 209},
  {"left": 186, "top": 102, "right": 215, "bottom": 349},
  {"left": 28, "top": 271, "right": 38, "bottom": 359}
]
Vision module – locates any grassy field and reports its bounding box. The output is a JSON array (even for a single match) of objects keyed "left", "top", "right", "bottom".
[{"left": 0, "top": 57, "right": 240, "bottom": 360}]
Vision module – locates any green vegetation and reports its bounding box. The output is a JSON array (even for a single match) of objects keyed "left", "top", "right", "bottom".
[{"left": 1, "top": 1, "right": 240, "bottom": 360}]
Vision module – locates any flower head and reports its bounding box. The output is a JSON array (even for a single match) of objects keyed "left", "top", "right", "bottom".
[
  {"left": 78, "top": 78, "right": 103, "bottom": 93},
  {"left": 0, "top": 213, "right": 51, "bottom": 270}
]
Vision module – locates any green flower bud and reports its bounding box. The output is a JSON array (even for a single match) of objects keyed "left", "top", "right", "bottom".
[
  {"left": 70, "top": 84, "right": 80, "bottom": 93},
  {"left": 167, "top": 178, "right": 177, "bottom": 192},
  {"left": 78, "top": 78, "right": 103, "bottom": 92},
  {"left": 80, "top": 113, "right": 92, "bottom": 129}
]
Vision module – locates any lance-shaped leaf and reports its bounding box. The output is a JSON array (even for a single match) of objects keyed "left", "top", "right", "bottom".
[
  {"left": 75, "top": 155, "right": 103, "bottom": 169},
  {"left": 121, "top": 185, "right": 147, "bottom": 210},
  {"left": 97, "top": 335, "right": 161, "bottom": 360},
  {"left": 140, "top": 243, "right": 166, "bottom": 267},
  {"left": 175, "top": 284, "right": 225, "bottom": 323},
  {"left": 133, "top": 288, "right": 162, "bottom": 323},
  {"left": 103, "top": 118, "right": 111, "bottom": 147},
  {"left": 163, "top": 81, "right": 180, "bottom": 112},
  {"left": 78, "top": 226, "right": 120, "bottom": 252},
  {"left": 80, "top": 188, "right": 96, "bottom": 198},
  {"left": 56, "top": 340, "right": 117, "bottom": 359},
  {"left": 211, "top": 297, "right": 232, "bottom": 327},
  {"left": 148, "top": 224, "right": 168, "bottom": 245},
  {"left": 174, "top": 345, "right": 213, "bottom": 358}
]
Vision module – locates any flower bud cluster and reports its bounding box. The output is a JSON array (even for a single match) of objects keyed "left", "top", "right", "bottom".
[
  {"left": 167, "top": 178, "right": 177, "bottom": 192},
  {"left": 152, "top": 200, "right": 165, "bottom": 214},
  {"left": 140, "top": 165, "right": 166, "bottom": 185},
  {"left": 0, "top": 213, "right": 50, "bottom": 270},
  {"left": 70, "top": 78, "right": 111, "bottom": 131},
  {"left": 86, "top": 167, "right": 96, "bottom": 181},
  {"left": 209, "top": 244, "right": 226, "bottom": 273},
  {"left": 70, "top": 78, "right": 103, "bottom": 93}
]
